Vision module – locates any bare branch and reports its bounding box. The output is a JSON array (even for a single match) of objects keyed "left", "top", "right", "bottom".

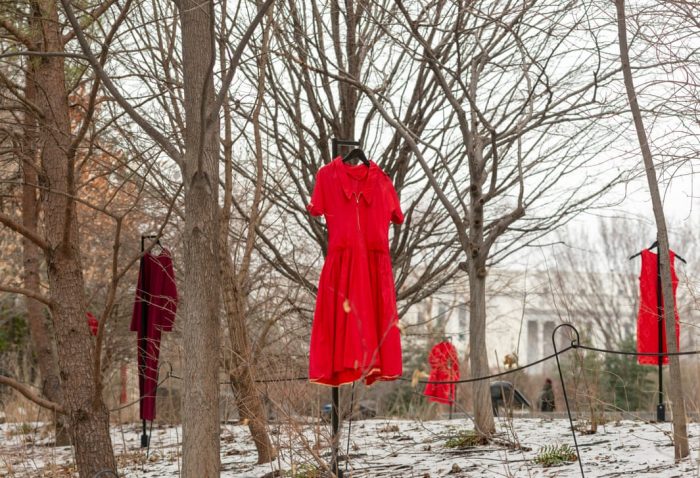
[
  {"left": 61, "top": 0, "right": 120, "bottom": 45},
  {"left": 58, "top": 0, "right": 184, "bottom": 164},
  {"left": 0, "top": 284, "right": 52, "bottom": 307},
  {"left": 0, "top": 376, "right": 65, "bottom": 414},
  {"left": 1, "top": 19, "right": 34, "bottom": 49},
  {"left": 207, "top": 0, "right": 275, "bottom": 126},
  {"left": 0, "top": 212, "right": 49, "bottom": 251}
]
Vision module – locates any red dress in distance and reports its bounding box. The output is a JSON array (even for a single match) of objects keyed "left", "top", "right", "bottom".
[
  {"left": 636, "top": 249, "right": 680, "bottom": 365},
  {"left": 307, "top": 157, "right": 404, "bottom": 386},
  {"left": 423, "top": 341, "right": 460, "bottom": 404}
]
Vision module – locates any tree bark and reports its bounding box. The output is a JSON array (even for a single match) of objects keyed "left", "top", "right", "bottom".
[
  {"left": 615, "top": 0, "right": 688, "bottom": 459},
  {"left": 220, "top": 258, "right": 276, "bottom": 463},
  {"left": 20, "top": 65, "right": 70, "bottom": 446},
  {"left": 468, "top": 180, "right": 495, "bottom": 436},
  {"left": 31, "top": 0, "right": 117, "bottom": 474},
  {"left": 217, "top": 5, "right": 276, "bottom": 461},
  {"left": 332, "top": 0, "right": 359, "bottom": 138},
  {"left": 180, "top": 1, "right": 222, "bottom": 475}
]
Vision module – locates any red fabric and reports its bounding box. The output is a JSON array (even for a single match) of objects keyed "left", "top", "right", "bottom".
[
  {"left": 423, "top": 341, "right": 460, "bottom": 404},
  {"left": 86, "top": 312, "right": 98, "bottom": 336},
  {"left": 307, "top": 157, "right": 404, "bottom": 386},
  {"left": 637, "top": 249, "right": 680, "bottom": 365},
  {"left": 130, "top": 249, "right": 178, "bottom": 420}
]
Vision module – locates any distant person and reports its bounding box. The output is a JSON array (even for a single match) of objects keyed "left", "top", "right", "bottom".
[{"left": 538, "top": 378, "right": 555, "bottom": 412}]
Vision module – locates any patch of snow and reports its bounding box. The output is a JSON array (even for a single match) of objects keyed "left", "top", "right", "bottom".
[{"left": 1, "top": 418, "right": 699, "bottom": 477}]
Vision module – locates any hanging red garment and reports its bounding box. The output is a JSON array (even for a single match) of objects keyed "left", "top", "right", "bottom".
[
  {"left": 307, "top": 157, "right": 404, "bottom": 386},
  {"left": 636, "top": 249, "right": 680, "bottom": 365},
  {"left": 86, "top": 312, "right": 98, "bottom": 336},
  {"left": 130, "top": 249, "right": 178, "bottom": 420},
  {"left": 423, "top": 341, "right": 460, "bottom": 404}
]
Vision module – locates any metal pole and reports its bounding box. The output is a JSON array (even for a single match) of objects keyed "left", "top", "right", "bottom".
[
  {"left": 345, "top": 383, "right": 355, "bottom": 474},
  {"left": 139, "top": 234, "right": 158, "bottom": 447},
  {"left": 655, "top": 238, "right": 665, "bottom": 422},
  {"left": 332, "top": 138, "right": 361, "bottom": 160},
  {"left": 552, "top": 324, "right": 585, "bottom": 478},
  {"left": 328, "top": 138, "right": 360, "bottom": 477},
  {"left": 331, "top": 386, "right": 341, "bottom": 476},
  {"left": 140, "top": 236, "right": 148, "bottom": 448}
]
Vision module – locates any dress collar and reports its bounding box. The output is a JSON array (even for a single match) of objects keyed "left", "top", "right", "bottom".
[{"left": 332, "top": 156, "right": 377, "bottom": 205}]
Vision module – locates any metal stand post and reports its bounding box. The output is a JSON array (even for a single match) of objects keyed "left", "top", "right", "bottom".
[
  {"left": 327, "top": 138, "right": 360, "bottom": 477},
  {"left": 139, "top": 234, "right": 157, "bottom": 447},
  {"left": 552, "top": 324, "right": 585, "bottom": 478},
  {"left": 141, "top": 420, "right": 148, "bottom": 448},
  {"left": 655, "top": 238, "right": 665, "bottom": 422},
  {"left": 331, "top": 386, "right": 342, "bottom": 477},
  {"left": 332, "top": 138, "right": 361, "bottom": 160}
]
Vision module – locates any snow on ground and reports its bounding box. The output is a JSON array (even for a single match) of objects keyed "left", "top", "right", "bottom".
[{"left": 1, "top": 417, "right": 699, "bottom": 477}]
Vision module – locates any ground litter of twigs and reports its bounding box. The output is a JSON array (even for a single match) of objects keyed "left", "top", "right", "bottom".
[{"left": 1, "top": 417, "right": 700, "bottom": 477}]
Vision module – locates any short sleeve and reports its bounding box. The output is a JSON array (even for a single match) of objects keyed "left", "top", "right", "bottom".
[
  {"left": 389, "top": 180, "right": 404, "bottom": 225},
  {"left": 306, "top": 170, "right": 325, "bottom": 216}
]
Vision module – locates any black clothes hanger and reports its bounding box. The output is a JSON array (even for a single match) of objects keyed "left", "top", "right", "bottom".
[
  {"left": 142, "top": 234, "right": 164, "bottom": 255},
  {"left": 153, "top": 239, "right": 164, "bottom": 255},
  {"left": 628, "top": 240, "right": 686, "bottom": 263},
  {"left": 342, "top": 148, "right": 370, "bottom": 167}
]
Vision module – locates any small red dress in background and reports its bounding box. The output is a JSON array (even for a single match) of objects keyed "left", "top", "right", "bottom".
[
  {"left": 131, "top": 249, "right": 178, "bottom": 421},
  {"left": 423, "top": 341, "right": 460, "bottom": 404},
  {"left": 86, "top": 312, "right": 98, "bottom": 336},
  {"left": 636, "top": 249, "right": 680, "bottom": 365},
  {"left": 307, "top": 157, "right": 404, "bottom": 386}
]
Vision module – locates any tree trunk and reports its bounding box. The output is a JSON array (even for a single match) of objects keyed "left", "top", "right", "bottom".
[
  {"left": 180, "top": 1, "right": 222, "bottom": 475},
  {"left": 220, "top": 257, "right": 276, "bottom": 463},
  {"left": 20, "top": 69, "right": 70, "bottom": 446},
  {"left": 216, "top": 3, "right": 275, "bottom": 463},
  {"left": 468, "top": 182, "right": 495, "bottom": 436},
  {"left": 615, "top": 0, "right": 688, "bottom": 459},
  {"left": 32, "top": 0, "right": 117, "bottom": 473},
  {"left": 468, "top": 258, "right": 495, "bottom": 436}
]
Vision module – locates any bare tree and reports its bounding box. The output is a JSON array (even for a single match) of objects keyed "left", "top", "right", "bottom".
[
  {"left": 0, "top": 1, "right": 121, "bottom": 474},
  {"left": 18, "top": 37, "right": 69, "bottom": 445},
  {"left": 303, "top": 0, "right": 628, "bottom": 437},
  {"left": 235, "top": 0, "right": 464, "bottom": 317},
  {"left": 614, "top": 0, "right": 688, "bottom": 459},
  {"left": 60, "top": 0, "right": 274, "bottom": 474},
  {"left": 218, "top": 1, "right": 276, "bottom": 464},
  {"left": 227, "top": 0, "right": 634, "bottom": 440}
]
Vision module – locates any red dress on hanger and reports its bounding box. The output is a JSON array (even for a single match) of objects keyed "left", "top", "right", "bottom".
[
  {"left": 131, "top": 249, "right": 178, "bottom": 420},
  {"left": 423, "top": 341, "right": 460, "bottom": 404},
  {"left": 636, "top": 249, "right": 680, "bottom": 365},
  {"left": 307, "top": 157, "right": 404, "bottom": 386}
]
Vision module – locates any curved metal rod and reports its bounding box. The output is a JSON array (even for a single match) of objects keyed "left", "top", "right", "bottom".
[
  {"left": 158, "top": 360, "right": 174, "bottom": 378},
  {"left": 552, "top": 323, "right": 585, "bottom": 478},
  {"left": 145, "top": 361, "right": 174, "bottom": 460}
]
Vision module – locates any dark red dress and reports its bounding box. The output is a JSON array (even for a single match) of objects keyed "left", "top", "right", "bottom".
[
  {"left": 636, "top": 249, "right": 680, "bottom": 365},
  {"left": 307, "top": 157, "right": 404, "bottom": 386},
  {"left": 130, "top": 249, "right": 178, "bottom": 420},
  {"left": 423, "top": 341, "right": 460, "bottom": 404}
]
